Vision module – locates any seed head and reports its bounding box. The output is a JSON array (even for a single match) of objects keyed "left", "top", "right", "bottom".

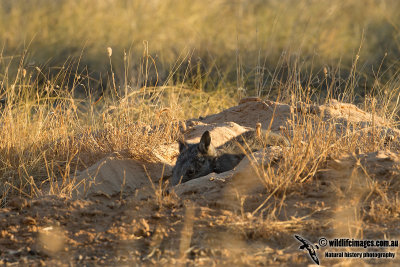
[
  {"left": 256, "top": 123, "right": 261, "bottom": 138},
  {"left": 107, "top": 47, "right": 113, "bottom": 57}
]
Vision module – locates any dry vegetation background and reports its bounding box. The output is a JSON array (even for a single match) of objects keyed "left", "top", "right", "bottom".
[{"left": 0, "top": 0, "right": 400, "bottom": 265}]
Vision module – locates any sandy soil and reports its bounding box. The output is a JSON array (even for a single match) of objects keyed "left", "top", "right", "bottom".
[{"left": 1, "top": 99, "right": 399, "bottom": 266}]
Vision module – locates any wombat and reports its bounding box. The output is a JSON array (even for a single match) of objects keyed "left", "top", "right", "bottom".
[{"left": 171, "top": 129, "right": 288, "bottom": 185}]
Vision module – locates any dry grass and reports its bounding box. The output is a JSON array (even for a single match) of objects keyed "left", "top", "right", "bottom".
[
  {"left": 1, "top": 0, "right": 400, "bottom": 94},
  {"left": 0, "top": 0, "right": 399, "bottom": 265},
  {"left": 0, "top": 49, "right": 237, "bottom": 203}
]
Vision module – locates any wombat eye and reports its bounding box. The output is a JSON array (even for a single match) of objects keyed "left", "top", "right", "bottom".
[{"left": 186, "top": 169, "right": 195, "bottom": 176}]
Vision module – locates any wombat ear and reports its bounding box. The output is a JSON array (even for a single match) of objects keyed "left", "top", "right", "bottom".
[
  {"left": 178, "top": 140, "right": 188, "bottom": 152},
  {"left": 199, "top": 131, "right": 211, "bottom": 154}
]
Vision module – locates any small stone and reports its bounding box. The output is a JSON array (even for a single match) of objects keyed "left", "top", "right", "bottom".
[
  {"left": 22, "top": 216, "right": 36, "bottom": 225},
  {"left": 239, "top": 97, "right": 262, "bottom": 104},
  {"left": 8, "top": 197, "right": 28, "bottom": 210}
]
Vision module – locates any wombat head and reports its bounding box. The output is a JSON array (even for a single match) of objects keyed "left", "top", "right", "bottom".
[{"left": 171, "top": 131, "right": 217, "bottom": 185}]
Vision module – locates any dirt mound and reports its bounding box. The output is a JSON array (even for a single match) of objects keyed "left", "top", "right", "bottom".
[
  {"left": 183, "top": 121, "right": 251, "bottom": 145},
  {"left": 322, "top": 150, "right": 400, "bottom": 188},
  {"left": 194, "top": 98, "right": 398, "bottom": 135},
  {"left": 193, "top": 100, "right": 291, "bottom": 132},
  {"left": 73, "top": 99, "right": 399, "bottom": 198},
  {"left": 73, "top": 153, "right": 172, "bottom": 198}
]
